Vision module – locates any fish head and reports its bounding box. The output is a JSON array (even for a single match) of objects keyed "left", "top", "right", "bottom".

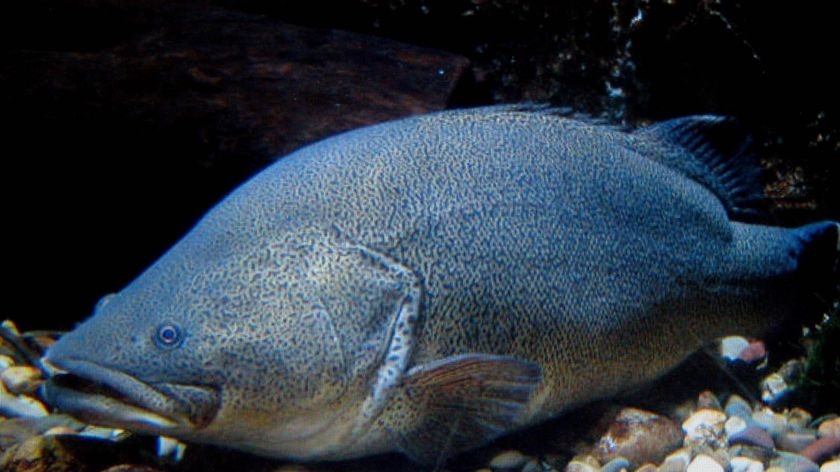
[{"left": 43, "top": 226, "right": 418, "bottom": 457}]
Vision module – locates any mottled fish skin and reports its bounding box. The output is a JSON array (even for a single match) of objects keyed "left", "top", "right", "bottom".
[{"left": 43, "top": 106, "right": 838, "bottom": 463}]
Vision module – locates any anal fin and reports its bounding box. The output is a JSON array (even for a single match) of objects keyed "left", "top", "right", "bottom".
[{"left": 382, "top": 354, "right": 541, "bottom": 465}]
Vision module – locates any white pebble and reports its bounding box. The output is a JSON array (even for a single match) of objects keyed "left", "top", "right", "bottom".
[
  {"left": 753, "top": 407, "right": 788, "bottom": 438},
  {"left": 682, "top": 409, "right": 727, "bottom": 440},
  {"left": 0, "top": 389, "right": 48, "bottom": 418},
  {"left": 821, "top": 459, "right": 840, "bottom": 472},
  {"left": 0, "top": 365, "right": 43, "bottom": 394},
  {"left": 725, "top": 416, "right": 748, "bottom": 436},
  {"left": 490, "top": 449, "right": 527, "bottom": 469},
  {"left": 720, "top": 336, "right": 750, "bottom": 360},
  {"left": 731, "top": 456, "right": 764, "bottom": 472},
  {"left": 687, "top": 454, "right": 723, "bottom": 472},
  {"left": 0, "top": 354, "right": 15, "bottom": 369},
  {"left": 564, "top": 461, "right": 598, "bottom": 472},
  {"left": 761, "top": 373, "right": 790, "bottom": 403}
]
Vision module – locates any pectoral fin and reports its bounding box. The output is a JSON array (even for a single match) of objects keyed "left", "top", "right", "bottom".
[{"left": 383, "top": 354, "right": 542, "bottom": 464}]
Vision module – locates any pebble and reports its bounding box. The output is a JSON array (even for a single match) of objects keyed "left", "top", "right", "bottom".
[
  {"left": 725, "top": 395, "right": 754, "bottom": 421},
  {"left": 686, "top": 454, "right": 723, "bottom": 472},
  {"left": 0, "top": 366, "right": 42, "bottom": 394},
  {"left": 818, "top": 417, "right": 840, "bottom": 439},
  {"left": 720, "top": 336, "right": 750, "bottom": 361},
  {"left": 725, "top": 416, "right": 748, "bottom": 436},
  {"left": 760, "top": 373, "right": 790, "bottom": 404},
  {"left": 799, "top": 434, "right": 840, "bottom": 463},
  {"left": 729, "top": 423, "right": 776, "bottom": 449},
  {"left": 600, "top": 457, "right": 630, "bottom": 472},
  {"left": 658, "top": 448, "right": 690, "bottom": 472},
  {"left": 490, "top": 450, "right": 528, "bottom": 470},
  {"left": 0, "top": 354, "right": 15, "bottom": 369},
  {"left": 565, "top": 460, "right": 598, "bottom": 472},
  {"left": 522, "top": 459, "right": 543, "bottom": 472},
  {"left": 778, "top": 430, "right": 817, "bottom": 453},
  {"left": 697, "top": 391, "right": 721, "bottom": 410},
  {"left": 770, "top": 451, "right": 820, "bottom": 472},
  {"left": 593, "top": 408, "right": 683, "bottom": 467},
  {"left": 788, "top": 408, "right": 814, "bottom": 430},
  {"left": 0, "top": 435, "right": 84, "bottom": 472},
  {"left": 730, "top": 456, "right": 764, "bottom": 472},
  {"left": 821, "top": 459, "right": 840, "bottom": 472},
  {"left": 752, "top": 407, "right": 788, "bottom": 439},
  {"left": 44, "top": 426, "right": 79, "bottom": 436},
  {"left": 0, "top": 389, "right": 48, "bottom": 418},
  {"left": 682, "top": 409, "right": 726, "bottom": 440},
  {"left": 99, "top": 466, "right": 166, "bottom": 472}
]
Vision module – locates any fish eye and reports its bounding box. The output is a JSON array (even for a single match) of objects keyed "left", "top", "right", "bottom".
[{"left": 154, "top": 323, "right": 184, "bottom": 349}]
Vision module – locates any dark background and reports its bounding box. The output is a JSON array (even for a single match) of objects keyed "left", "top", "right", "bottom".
[{"left": 1, "top": 0, "right": 838, "bottom": 331}]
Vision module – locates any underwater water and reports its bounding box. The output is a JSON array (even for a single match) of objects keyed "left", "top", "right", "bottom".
[{"left": 1, "top": 1, "right": 838, "bottom": 472}]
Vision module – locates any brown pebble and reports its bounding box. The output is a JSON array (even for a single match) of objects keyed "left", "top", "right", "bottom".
[
  {"left": 799, "top": 434, "right": 840, "bottom": 463},
  {"left": 697, "top": 390, "right": 721, "bottom": 410},
  {"left": 593, "top": 407, "right": 683, "bottom": 467},
  {"left": 0, "top": 435, "right": 84, "bottom": 472},
  {"left": 100, "top": 466, "right": 166, "bottom": 472}
]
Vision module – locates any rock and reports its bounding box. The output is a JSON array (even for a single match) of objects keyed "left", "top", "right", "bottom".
[
  {"left": 100, "top": 466, "right": 166, "bottom": 472},
  {"left": 0, "top": 366, "right": 42, "bottom": 395},
  {"left": 682, "top": 409, "right": 727, "bottom": 441},
  {"left": 0, "top": 415, "right": 85, "bottom": 449},
  {"left": 522, "top": 459, "right": 543, "bottom": 472},
  {"left": 799, "top": 435, "right": 840, "bottom": 463},
  {"left": 729, "top": 424, "right": 776, "bottom": 449},
  {"left": 769, "top": 451, "right": 819, "bottom": 472},
  {"left": 600, "top": 457, "right": 631, "bottom": 472},
  {"left": 818, "top": 417, "right": 840, "bottom": 439},
  {"left": 686, "top": 454, "right": 723, "bottom": 472},
  {"left": 44, "top": 426, "right": 79, "bottom": 436},
  {"left": 738, "top": 340, "right": 768, "bottom": 363},
  {"left": 658, "top": 448, "right": 691, "bottom": 472},
  {"left": 730, "top": 456, "right": 764, "bottom": 472},
  {"left": 752, "top": 408, "right": 788, "bottom": 439},
  {"left": 777, "top": 430, "right": 817, "bottom": 453},
  {"left": 720, "top": 336, "right": 750, "bottom": 361},
  {"left": 697, "top": 391, "right": 721, "bottom": 410},
  {"left": 0, "top": 388, "right": 48, "bottom": 418},
  {"left": 592, "top": 408, "right": 683, "bottom": 467},
  {"left": 0, "top": 435, "right": 84, "bottom": 472},
  {"left": 726, "top": 416, "right": 748, "bottom": 436},
  {"left": 725, "top": 395, "right": 754, "bottom": 421},
  {"left": 727, "top": 444, "right": 776, "bottom": 464},
  {"left": 0, "top": 354, "right": 15, "bottom": 369},
  {"left": 788, "top": 408, "right": 814, "bottom": 430},
  {"left": 565, "top": 460, "right": 598, "bottom": 472},
  {"left": 635, "top": 464, "right": 657, "bottom": 472},
  {"left": 820, "top": 459, "right": 840, "bottom": 472},
  {"left": 760, "top": 374, "right": 790, "bottom": 404},
  {"left": 490, "top": 450, "right": 528, "bottom": 469}
]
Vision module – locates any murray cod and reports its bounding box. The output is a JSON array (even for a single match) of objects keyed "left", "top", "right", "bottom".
[{"left": 43, "top": 106, "right": 838, "bottom": 463}]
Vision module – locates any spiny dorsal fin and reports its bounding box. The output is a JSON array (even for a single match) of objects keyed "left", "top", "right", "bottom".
[{"left": 634, "top": 115, "right": 767, "bottom": 221}]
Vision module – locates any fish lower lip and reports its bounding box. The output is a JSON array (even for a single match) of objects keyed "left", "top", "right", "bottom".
[{"left": 42, "top": 358, "right": 218, "bottom": 433}]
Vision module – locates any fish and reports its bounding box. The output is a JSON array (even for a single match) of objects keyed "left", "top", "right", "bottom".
[{"left": 42, "top": 105, "right": 839, "bottom": 463}]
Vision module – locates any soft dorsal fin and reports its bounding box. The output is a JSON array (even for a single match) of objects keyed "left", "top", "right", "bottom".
[{"left": 634, "top": 115, "right": 767, "bottom": 221}]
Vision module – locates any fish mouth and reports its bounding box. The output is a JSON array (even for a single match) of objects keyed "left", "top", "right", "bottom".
[{"left": 42, "top": 357, "right": 220, "bottom": 434}]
